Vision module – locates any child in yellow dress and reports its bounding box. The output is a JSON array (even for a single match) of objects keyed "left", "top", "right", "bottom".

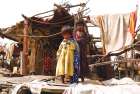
[{"left": 56, "top": 25, "right": 80, "bottom": 83}]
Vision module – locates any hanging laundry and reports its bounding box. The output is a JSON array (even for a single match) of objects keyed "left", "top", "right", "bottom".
[
  {"left": 128, "top": 11, "right": 137, "bottom": 37},
  {"left": 90, "top": 12, "right": 136, "bottom": 53}
]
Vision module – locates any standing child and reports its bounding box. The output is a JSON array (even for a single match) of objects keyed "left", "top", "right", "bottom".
[
  {"left": 56, "top": 25, "right": 80, "bottom": 84},
  {"left": 74, "top": 21, "right": 90, "bottom": 82}
]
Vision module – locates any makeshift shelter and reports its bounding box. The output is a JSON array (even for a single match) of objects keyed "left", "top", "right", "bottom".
[{"left": 0, "top": 4, "right": 79, "bottom": 75}]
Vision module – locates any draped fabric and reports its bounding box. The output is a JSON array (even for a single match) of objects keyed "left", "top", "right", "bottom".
[
  {"left": 63, "top": 77, "right": 140, "bottom": 94},
  {"left": 90, "top": 13, "right": 135, "bottom": 53},
  {"left": 43, "top": 52, "right": 52, "bottom": 75},
  {"left": 70, "top": 49, "right": 80, "bottom": 83},
  {"left": 128, "top": 11, "right": 137, "bottom": 37}
]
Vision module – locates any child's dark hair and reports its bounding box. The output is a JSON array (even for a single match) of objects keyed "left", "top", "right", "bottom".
[
  {"left": 61, "top": 25, "right": 73, "bottom": 34},
  {"left": 76, "top": 20, "right": 85, "bottom": 26}
]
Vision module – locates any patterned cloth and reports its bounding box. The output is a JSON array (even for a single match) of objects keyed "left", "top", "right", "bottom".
[
  {"left": 70, "top": 49, "right": 80, "bottom": 83},
  {"left": 43, "top": 53, "right": 52, "bottom": 75}
]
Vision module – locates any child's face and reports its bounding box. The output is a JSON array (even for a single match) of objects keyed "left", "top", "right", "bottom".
[
  {"left": 62, "top": 32, "right": 71, "bottom": 40},
  {"left": 76, "top": 25, "right": 84, "bottom": 32}
]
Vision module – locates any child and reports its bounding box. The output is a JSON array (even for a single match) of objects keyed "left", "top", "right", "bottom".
[
  {"left": 74, "top": 21, "right": 90, "bottom": 82},
  {"left": 56, "top": 25, "right": 80, "bottom": 84}
]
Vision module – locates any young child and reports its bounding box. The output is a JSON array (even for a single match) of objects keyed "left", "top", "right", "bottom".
[
  {"left": 74, "top": 21, "right": 90, "bottom": 82},
  {"left": 56, "top": 25, "right": 80, "bottom": 84}
]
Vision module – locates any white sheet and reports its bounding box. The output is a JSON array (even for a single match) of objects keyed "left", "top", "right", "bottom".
[
  {"left": 63, "top": 77, "right": 140, "bottom": 94},
  {"left": 90, "top": 13, "right": 134, "bottom": 54}
]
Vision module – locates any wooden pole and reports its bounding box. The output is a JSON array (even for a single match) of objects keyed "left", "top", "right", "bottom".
[
  {"left": 21, "top": 18, "right": 29, "bottom": 75},
  {"left": 33, "top": 3, "right": 86, "bottom": 17}
]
